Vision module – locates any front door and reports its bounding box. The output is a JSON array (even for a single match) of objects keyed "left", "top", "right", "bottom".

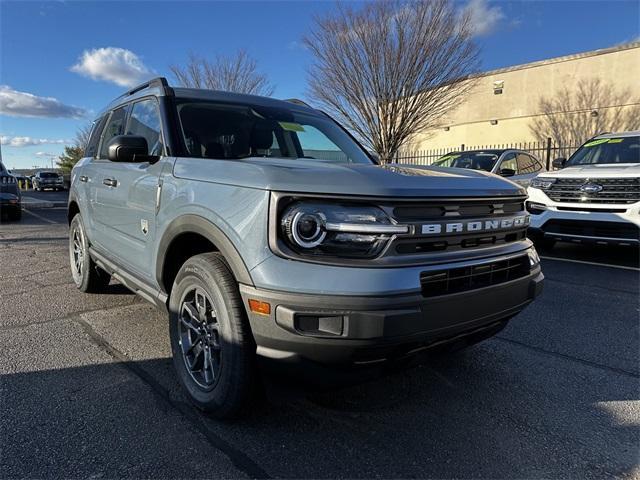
[{"left": 89, "top": 98, "right": 167, "bottom": 282}]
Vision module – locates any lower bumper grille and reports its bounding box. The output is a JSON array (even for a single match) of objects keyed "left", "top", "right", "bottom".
[{"left": 420, "top": 255, "right": 530, "bottom": 297}]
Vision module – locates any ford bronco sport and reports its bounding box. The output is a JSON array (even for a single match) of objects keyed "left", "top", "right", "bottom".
[
  {"left": 528, "top": 131, "right": 640, "bottom": 248},
  {"left": 68, "top": 78, "right": 543, "bottom": 417}
]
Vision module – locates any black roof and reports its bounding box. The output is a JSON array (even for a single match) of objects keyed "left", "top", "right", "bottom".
[{"left": 102, "top": 77, "right": 317, "bottom": 116}]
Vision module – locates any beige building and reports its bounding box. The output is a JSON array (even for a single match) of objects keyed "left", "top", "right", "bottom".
[{"left": 409, "top": 42, "right": 640, "bottom": 151}]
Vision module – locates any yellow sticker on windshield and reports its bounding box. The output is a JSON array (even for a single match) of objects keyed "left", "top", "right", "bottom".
[
  {"left": 279, "top": 122, "right": 305, "bottom": 132},
  {"left": 608, "top": 138, "right": 624, "bottom": 143},
  {"left": 583, "top": 139, "right": 609, "bottom": 147}
]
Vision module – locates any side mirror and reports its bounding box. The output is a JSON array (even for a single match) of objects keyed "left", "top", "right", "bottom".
[
  {"left": 107, "top": 135, "right": 158, "bottom": 163},
  {"left": 499, "top": 168, "right": 516, "bottom": 177},
  {"left": 552, "top": 157, "right": 566, "bottom": 169}
]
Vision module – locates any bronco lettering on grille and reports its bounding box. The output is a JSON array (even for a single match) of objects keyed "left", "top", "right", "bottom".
[{"left": 421, "top": 215, "right": 530, "bottom": 235}]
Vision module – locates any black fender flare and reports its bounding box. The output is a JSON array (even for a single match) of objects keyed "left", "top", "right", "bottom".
[{"left": 155, "top": 214, "right": 253, "bottom": 292}]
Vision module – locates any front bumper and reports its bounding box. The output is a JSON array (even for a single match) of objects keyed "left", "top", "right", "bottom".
[
  {"left": 0, "top": 193, "right": 21, "bottom": 209},
  {"left": 240, "top": 261, "right": 543, "bottom": 367},
  {"left": 527, "top": 188, "right": 640, "bottom": 245}
]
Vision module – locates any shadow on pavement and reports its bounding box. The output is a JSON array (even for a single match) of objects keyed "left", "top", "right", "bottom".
[{"left": 2, "top": 348, "right": 637, "bottom": 479}]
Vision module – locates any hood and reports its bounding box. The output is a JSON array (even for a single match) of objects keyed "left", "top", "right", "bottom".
[
  {"left": 538, "top": 163, "right": 640, "bottom": 178},
  {"left": 173, "top": 157, "right": 525, "bottom": 198}
]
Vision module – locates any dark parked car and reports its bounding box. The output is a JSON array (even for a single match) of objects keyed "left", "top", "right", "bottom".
[
  {"left": 33, "top": 171, "right": 64, "bottom": 191},
  {"left": 0, "top": 161, "right": 22, "bottom": 220}
]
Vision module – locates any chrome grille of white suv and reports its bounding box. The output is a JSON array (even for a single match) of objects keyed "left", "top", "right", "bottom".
[{"left": 546, "top": 178, "right": 640, "bottom": 204}]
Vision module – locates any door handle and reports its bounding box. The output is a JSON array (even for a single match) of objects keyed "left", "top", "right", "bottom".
[
  {"left": 79, "top": 175, "right": 88, "bottom": 183},
  {"left": 103, "top": 178, "right": 118, "bottom": 187}
]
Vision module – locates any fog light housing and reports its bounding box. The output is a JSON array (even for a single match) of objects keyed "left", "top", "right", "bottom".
[{"left": 295, "top": 314, "right": 344, "bottom": 336}]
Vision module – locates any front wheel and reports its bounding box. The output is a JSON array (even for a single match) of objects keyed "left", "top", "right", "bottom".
[
  {"left": 69, "top": 214, "right": 111, "bottom": 292},
  {"left": 169, "top": 252, "right": 256, "bottom": 418}
]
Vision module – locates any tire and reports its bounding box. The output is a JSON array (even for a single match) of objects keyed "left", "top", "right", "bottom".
[
  {"left": 69, "top": 214, "right": 111, "bottom": 293},
  {"left": 169, "top": 252, "right": 256, "bottom": 418},
  {"left": 9, "top": 207, "right": 22, "bottom": 221}
]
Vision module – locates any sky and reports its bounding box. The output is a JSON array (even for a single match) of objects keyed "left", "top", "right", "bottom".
[{"left": 1, "top": 0, "right": 638, "bottom": 170}]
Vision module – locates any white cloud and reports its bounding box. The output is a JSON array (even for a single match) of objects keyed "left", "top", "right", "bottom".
[
  {"left": 35, "top": 151, "right": 58, "bottom": 157},
  {"left": 462, "top": 0, "right": 505, "bottom": 37},
  {"left": 71, "top": 47, "right": 154, "bottom": 87},
  {"left": 0, "top": 85, "right": 86, "bottom": 118},
  {"left": 1, "top": 136, "right": 66, "bottom": 147}
]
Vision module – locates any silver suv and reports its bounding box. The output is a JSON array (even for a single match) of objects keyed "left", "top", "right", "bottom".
[{"left": 68, "top": 78, "right": 543, "bottom": 417}]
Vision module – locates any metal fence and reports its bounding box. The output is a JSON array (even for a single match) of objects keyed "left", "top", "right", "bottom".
[{"left": 394, "top": 138, "right": 584, "bottom": 170}]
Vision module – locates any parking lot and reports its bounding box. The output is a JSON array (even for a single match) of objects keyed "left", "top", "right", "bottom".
[{"left": 1, "top": 199, "right": 638, "bottom": 479}]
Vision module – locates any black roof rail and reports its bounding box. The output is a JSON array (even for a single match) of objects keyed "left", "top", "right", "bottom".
[
  {"left": 119, "top": 77, "right": 174, "bottom": 98},
  {"left": 283, "top": 98, "right": 311, "bottom": 108}
]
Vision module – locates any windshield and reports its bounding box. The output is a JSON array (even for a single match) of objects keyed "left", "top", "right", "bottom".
[
  {"left": 566, "top": 136, "right": 640, "bottom": 166},
  {"left": 176, "top": 100, "right": 372, "bottom": 164},
  {"left": 40, "top": 172, "right": 59, "bottom": 178},
  {"left": 434, "top": 152, "right": 499, "bottom": 171}
]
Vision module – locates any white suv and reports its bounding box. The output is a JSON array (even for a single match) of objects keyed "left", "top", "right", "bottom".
[{"left": 527, "top": 131, "right": 640, "bottom": 248}]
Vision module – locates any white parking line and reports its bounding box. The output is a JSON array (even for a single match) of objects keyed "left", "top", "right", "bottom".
[
  {"left": 23, "top": 208, "right": 58, "bottom": 225},
  {"left": 540, "top": 256, "right": 639, "bottom": 272}
]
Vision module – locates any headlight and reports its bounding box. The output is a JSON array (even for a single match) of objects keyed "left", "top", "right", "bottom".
[
  {"left": 280, "top": 202, "right": 408, "bottom": 258},
  {"left": 530, "top": 177, "right": 556, "bottom": 189},
  {"left": 528, "top": 248, "right": 540, "bottom": 267}
]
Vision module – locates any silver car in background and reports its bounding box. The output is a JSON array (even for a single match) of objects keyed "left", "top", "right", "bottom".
[{"left": 433, "top": 149, "right": 546, "bottom": 187}]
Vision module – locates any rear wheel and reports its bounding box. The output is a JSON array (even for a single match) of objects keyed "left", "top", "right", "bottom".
[
  {"left": 169, "top": 252, "right": 256, "bottom": 418},
  {"left": 69, "top": 214, "right": 111, "bottom": 292}
]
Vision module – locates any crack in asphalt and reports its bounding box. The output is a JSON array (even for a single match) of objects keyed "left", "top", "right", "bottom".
[
  {"left": 495, "top": 336, "right": 639, "bottom": 378},
  {"left": 0, "top": 298, "right": 140, "bottom": 331},
  {"left": 74, "top": 317, "right": 272, "bottom": 480}
]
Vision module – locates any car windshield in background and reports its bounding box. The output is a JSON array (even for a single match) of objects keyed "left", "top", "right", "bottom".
[
  {"left": 566, "top": 136, "right": 640, "bottom": 166},
  {"left": 434, "top": 152, "right": 499, "bottom": 171},
  {"left": 40, "top": 172, "right": 59, "bottom": 178},
  {"left": 175, "top": 100, "right": 372, "bottom": 164}
]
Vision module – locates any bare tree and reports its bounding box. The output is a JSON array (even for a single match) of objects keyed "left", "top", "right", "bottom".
[
  {"left": 75, "top": 123, "right": 92, "bottom": 152},
  {"left": 304, "top": 0, "right": 479, "bottom": 163},
  {"left": 170, "top": 50, "right": 275, "bottom": 96},
  {"left": 530, "top": 78, "right": 640, "bottom": 149}
]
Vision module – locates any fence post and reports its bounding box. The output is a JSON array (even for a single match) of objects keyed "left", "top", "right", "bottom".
[
  {"left": 545, "top": 137, "right": 552, "bottom": 171},
  {"left": 460, "top": 143, "right": 465, "bottom": 152}
]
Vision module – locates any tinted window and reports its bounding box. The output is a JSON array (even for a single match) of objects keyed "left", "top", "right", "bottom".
[
  {"left": 566, "top": 136, "right": 640, "bottom": 166},
  {"left": 176, "top": 100, "right": 371, "bottom": 164},
  {"left": 433, "top": 152, "right": 498, "bottom": 171},
  {"left": 85, "top": 115, "right": 108, "bottom": 158},
  {"left": 98, "top": 106, "right": 128, "bottom": 159},
  {"left": 126, "top": 99, "right": 164, "bottom": 156},
  {"left": 517, "top": 153, "right": 542, "bottom": 174},
  {"left": 499, "top": 153, "right": 518, "bottom": 173}
]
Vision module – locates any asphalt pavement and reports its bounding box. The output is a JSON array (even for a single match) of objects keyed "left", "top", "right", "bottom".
[{"left": 0, "top": 200, "right": 638, "bottom": 479}]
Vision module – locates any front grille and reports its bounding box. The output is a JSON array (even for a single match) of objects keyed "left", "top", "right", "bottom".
[
  {"left": 542, "top": 219, "right": 640, "bottom": 240},
  {"left": 420, "top": 255, "right": 530, "bottom": 297},
  {"left": 546, "top": 178, "right": 640, "bottom": 204},
  {"left": 393, "top": 199, "right": 524, "bottom": 221},
  {"left": 386, "top": 197, "right": 528, "bottom": 256}
]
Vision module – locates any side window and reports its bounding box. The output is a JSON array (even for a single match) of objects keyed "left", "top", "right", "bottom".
[
  {"left": 85, "top": 115, "right": 108, "bottom": 158},
  {"left": 98, "top": 106, "right": 129, "bottom": 159},
  {"left": 517, "top": 153, "right": 542, "bottom": 174},
  {"left": 499, "top": 153, "right": 518, "bottom": 173},
  {"left": 126, "top": 99, "right": 164, "bottom": 156}
]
